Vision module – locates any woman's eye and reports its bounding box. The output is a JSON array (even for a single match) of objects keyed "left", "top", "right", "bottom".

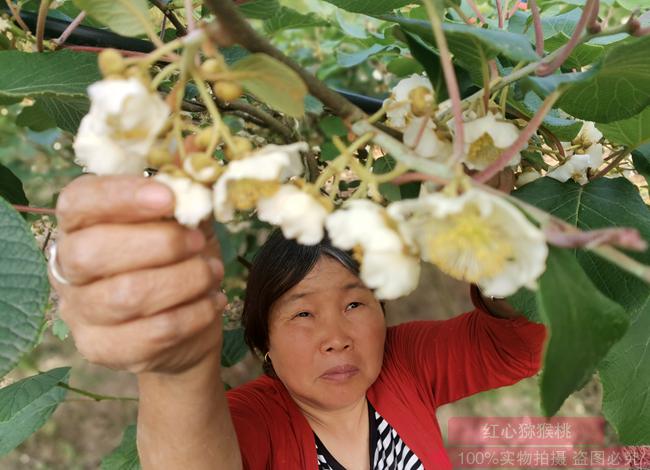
[
  {"left": 346, "top": 302, "right": 362, "bottom": 311},
  {"left": 294, "top": 311, "right": 311, "bottom": 318}
]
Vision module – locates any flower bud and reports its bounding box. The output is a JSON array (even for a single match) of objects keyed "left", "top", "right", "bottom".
[
  {"left": 147, "top": 147, "right": 173, "bottom": 168},
  {"left": 409, "top": 86, "right": 435, "bottom": 117},
  {"left": 184, "top": 152, "right": 223, "bottom": 184},
  {"left": 213, "top": 81, "right": 243, "bottom": 102},
  {"left": 196, "top": 127, "right": 217, "bottom": 149},
  {"left": 200, "top": 58, "right": 224, "bottom": 78},
  {"left": 225, "top": 136, "right": 253, "bottom": 161},
  {"left": 98, "top": 49, "right": 126, "bottom": 77},
  {"left": 159, "top": 164, "right": 187, "bottom": 179}
]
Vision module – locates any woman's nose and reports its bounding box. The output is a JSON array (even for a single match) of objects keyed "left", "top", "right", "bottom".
[{"left": 320, "top": 316, "right": 353, "bottom": 353}]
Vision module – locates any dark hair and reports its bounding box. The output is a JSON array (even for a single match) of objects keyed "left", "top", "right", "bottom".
[{"left": 242, "top": 230, "right": 360, "bottom": 375}]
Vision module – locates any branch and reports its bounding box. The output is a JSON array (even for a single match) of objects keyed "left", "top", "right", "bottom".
[
  {"left": 12, "top": 204, "right": 56, "bottom": 215},
  {"left": 536, "top": 0, "right": 598, "bottom": 76},
  {"left": 36, "top": 0, "right": 50, "bottom": 52},
  {"left": 475, "top": 91, "right": 561, "bottom": 183},
  {"left": 530, "top": 0, "right": 544, "bottom": 56},
  {"left": 5, "top": 0, "right": 31, "bottom": 33},
  {"left": 590, "top": 147, "right": 630, "bottom": 180},
  {"left": 150, "top": 0, "right": 188, "bottom": 36},
  {"left": 202, "top": 0, "right": 364, "bottom": 121},
  {"left": 465, "top": 0, "right": 487, "bottom": 24},
  {"left": 53, "top": 11, "right": 86, "bottom": 47},
  {"left": 495, "top": 0, "right": 504, "bottom": 29}
]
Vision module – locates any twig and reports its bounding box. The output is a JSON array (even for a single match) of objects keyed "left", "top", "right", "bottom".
[
  {"left": 537, "top": 0, "right": 598, "bottom": 76},
  {"left": 56, "top": 382, "right": 139, "bottom": 402},
  {"left": 203, "top": 0, "right": 364, "bottom": 121},
  {"left": 5, "top": 0, "right": 31, "bottom": 33},
  {"left": 530, "top": 0, "right": 544, "bottom": 56},
  {"left": 41, "top": 227, "right": 53, "bottom": 254},
  {"left": 392, "top": 171, "right": 448, "bottom": 186},
  {"left": 506, "top": 1, "right": 521, "bottom": 19},
  {"left": 53, "top": 11, "right": 86, "bottom": 47},
  {"left": 60, "top": 45, "right": 154, "bottom": 58},
  {"left": 423, "top": 0, "right": 465, "bottom": 166},
  {"left": 218, "top": 99, "right": 296, "bottom": 142},
  {"left": 12, "top": 204, "right": 56, "bottom": 215},
  {"left": 475, "top": 90, "right": 561, "bottom": 183},
  {"left": 36, "top": 0, "right": 50, "bottom": 52},
  {"left": 590, "top": 147, "right": 630, "bottom": 180},
  {"left": 495, "top": 0, "right": 504, "bottom": 29},
  {"left": 184, "top": 0, "right": 196, "bottom": 32},
  {"left": 150, "top": 0, "right": 188, "bottom": 36},
  {"left": 465, "top": 0, "right": 487, "bottom": 24}
]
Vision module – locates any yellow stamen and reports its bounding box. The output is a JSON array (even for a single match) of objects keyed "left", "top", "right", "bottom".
[
  {"left": 467, "top": 133, "right": 502, "bottom": 167},
  {"left": 227, "top": 179, "right": 279, "bottom": 211}
]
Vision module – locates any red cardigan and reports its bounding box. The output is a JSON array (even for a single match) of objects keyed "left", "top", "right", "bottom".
[{"left": 226, "top": 292, "right": 547, "bottom": 469}]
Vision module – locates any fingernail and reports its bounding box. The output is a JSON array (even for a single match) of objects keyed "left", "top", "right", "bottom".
[
  {"left": 136, "top": 184, "right": 173, "bottom": 208},
  {"left": 186, "top": 229, "right": 206, "bottom": 252}
]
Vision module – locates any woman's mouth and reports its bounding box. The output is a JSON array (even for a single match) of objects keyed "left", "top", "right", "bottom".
[{"left": 320, "top": 364, "right": 360, "bottom": 381}]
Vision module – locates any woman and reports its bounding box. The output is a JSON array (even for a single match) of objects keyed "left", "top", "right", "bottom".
[{"left": 50, "top": 175, "right": 546, "bottom": 469}]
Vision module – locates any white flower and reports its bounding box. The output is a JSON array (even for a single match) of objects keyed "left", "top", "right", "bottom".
[
  {"left": 388, "top": 189, "right": 548, "bottom": 297},
  {"left": 403, "top": 117, "right": 453, "bottom": 160},
  {"left": 573, "top": 121, "right": 602, "bottom": 149},
  {"left": 547, "top": 144, "right": 603, "bottom": 185},
  {"left": 516, "top": 169, "right": 542, "bottom": 187},
  {"left": 183, "top": 154, "right": 222, "bottom": 184},
  {"left": 383, "top": 74, "right": 434, "bottom": 130},
  {"left": 154, "top": 173, "right": 213, "bottom": 228},
  {"left": 463, "top": 112, "right": 521, "bottom": 171},
  {"left": 256, "top": 184, "right": 329, "bottom": 245},
  {"left": 212, "top": 142, "right": 307, "bottom": 221},
  {"left": 0, "top": 18, "right": 10, "bottom": 32},
  {"left": 73, "top": 78, "right": 169, "bottom": 175},
  {"left": 325, "top": 200, "right": 420, "bottom": 299}
]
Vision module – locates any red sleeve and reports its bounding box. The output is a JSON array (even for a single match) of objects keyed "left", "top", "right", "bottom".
[
  {"left": 227, "top": 386, "right": 271, "bottom": 469},
  {"left": 386, "top": 286, "right": 547, "bottom": 407}
]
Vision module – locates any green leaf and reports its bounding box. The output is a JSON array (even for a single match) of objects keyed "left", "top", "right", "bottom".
[
  {"left": 384, "top": 16, "right": 539, "bottom": 75},
  {"left": 337, "top": 44, "right": 391, "bottom": 68},
  {"left": 400, "top": 30, "right": 446, "bottom": 100},
  {"left": 599, "top": 105, "right": 650, "bottom": 150},
  {"left": 0, "top": 164, "right": 28, "bottom": 206},
  {"left": 545, "top": 33, "right": 605, "bottom": 69},
  {"left": 528, "top": 36, "right": 650, "bottom": 123},
  {"left": 0, "top": 51, "right": 99, "bottom": 133},
  {"left": 322, "top": 0, "right": 414, "bottom": 15},
  {"left": 231, "top": 53, "right": 307, "bottom": 118},
  {"left": 535, "top": 247, "right": 628, "bottom": 416},
  {"left": 386, "top": 56, "right": 424, "bottom": 77},
  {"left": 52, "top": 318, "right": 70, "bottom": 341},
  {"left": 319, "top": 116, "right": 347, "bottom": 138},
  {"left": 617, "top": 0, "right": 647, "bottom": 10},
  {"left": 320, "top": 141, "right": 339, "bottom": 161},
  {"left": 0, "top": 198, "right": 49, "bottom": 377},
  {"left": 631, "top": 145, "right": 650, "bottom": 186},
  {"left": 221, "top": 328, "right": 248, "bottom": 368},
  {"left": 510, "top": 91, "right": 582, "bottom": 141},
  {"left": 72, "top": 0, "right": 151, "bottom": 37},
  {"left": 101, "top": 424, "right": 141, "bottom": 470},
  {"left": 237, "top": 0, "right": 280, "bottom": 19},
  {"left": 513, "top": 177, "right": 650, "bottom": 443},
  {"left": 0, "top": 367, "right": 70, "bottom": 455},
  {"left": 263, "top": 7, "right": 328, "bottom": 34}
]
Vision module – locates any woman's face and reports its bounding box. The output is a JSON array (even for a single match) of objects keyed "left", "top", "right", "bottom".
[{"left": 267, "top": 256, "right": 386, "bottom": 411}]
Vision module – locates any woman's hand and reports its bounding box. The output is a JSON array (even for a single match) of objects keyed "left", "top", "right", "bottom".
[{"left": 50, "top": 174, "right": 227, "bottom": 375}]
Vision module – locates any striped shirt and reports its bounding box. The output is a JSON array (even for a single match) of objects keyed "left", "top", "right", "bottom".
[{"left": 315, "top": 401, "right": 424, "bottom": 470}]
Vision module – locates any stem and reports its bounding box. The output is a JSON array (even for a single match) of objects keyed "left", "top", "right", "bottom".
[
  {"left": 422, "top": 0, "right": 465, "bottom": 167},
  {"left": 465, "top": 0, "right": 487, "bottom": 24},
  {"left": 475, "top": 90, "right": 561, "bottom": 183},
  {"left": 12, "top": 204, "right": 56, "bottom": 215},
  {"left": 151, "top": 61, "right": 180, "bottom": 90},
  {"left": 184, "top": 0, "right": 196, "bottom": 32},
  {"left": 590, "top": 147, "right": 630, "bottom": 180},
  {"left": 536, "top": 0, "right": 597, "bottom": 76},
  {"left": 495, "top": 0, "right": 504, "bottom": 29},
  {"left": 192, "top": 71, "right": 235, "bottom": 150},
  {"left": 35, "top": 0, "right": 50, "bottom": 52},
  {"left": 150, "top": 0, "right": 188, "bottom": 36},
  {"left": 447, "top": 1, "right": 473, "bottom": 25},
  {"left": 56, "top": 382, "right": 138, "bottom": 402},
  {"left": 53, "top": 11, "right": 86, "bottom": 47},
  {"left": 203, "top": 0, "right": 364, "bottom": 121},
  {"left": 506, "top": 1, "right": 520, "bottom": 19},
  {"left": 391, "top": 171, "right": 448, "bottom": 186},
  {"left": 61, "top": 45, "right": 152, "bottom": 58},
  {"left": 530, "top": 0, "right": 544, "bottom": 57},
  {"left": 5, "top": 0, "right": 31, "bottom": 33}
]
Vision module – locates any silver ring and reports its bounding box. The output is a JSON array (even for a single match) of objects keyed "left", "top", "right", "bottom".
[{"left": 48, "top": 242, "right": 71, "bottom": 285}]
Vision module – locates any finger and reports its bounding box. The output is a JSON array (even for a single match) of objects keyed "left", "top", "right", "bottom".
[
  {"left": 56, "top": 221, "right": 207, "bottom": 285},
  {"left": 67, "top": 255, "right": 224, "bottom": 325},
  {"left": 74, "top": 293, "right": 226, "bottom": 372},
  {"left": 56, "top": 175, "right": 174, "bottom": 233}
]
